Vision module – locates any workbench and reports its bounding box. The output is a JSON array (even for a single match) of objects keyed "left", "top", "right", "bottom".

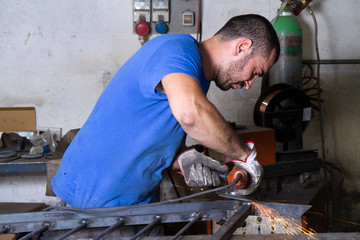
[
  {"left": 0, "top": 107, "right": 48, "bottom": 174},
  {"left": 0, "top": 155, "right": 47, "bottom": 174}
]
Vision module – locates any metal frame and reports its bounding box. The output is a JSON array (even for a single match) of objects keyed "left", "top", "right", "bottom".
[
  {"left": 0, "top": 159, "right": 47, "bottom": 174},
  {"left": 0, "top": 200, "right": 251, "bottom": 240}
]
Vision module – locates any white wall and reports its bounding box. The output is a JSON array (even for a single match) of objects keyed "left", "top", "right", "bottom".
[
  {"left": 1, "top": 1, "right": 140, "bottom": 132},
  {"left": 1, "top": 0, "right": 359, "bottom": 204}
]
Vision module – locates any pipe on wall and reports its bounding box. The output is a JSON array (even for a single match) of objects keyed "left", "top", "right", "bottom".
[{"left": 303, "top": 59, "right": 360, "bottom": 65}]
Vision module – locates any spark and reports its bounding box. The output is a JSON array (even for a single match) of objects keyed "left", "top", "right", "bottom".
[{"left": 251, "top": 201, "right": 318, "bottom": 239}]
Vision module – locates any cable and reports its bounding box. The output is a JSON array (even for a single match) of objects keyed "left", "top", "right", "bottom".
[
  {"left": 306, "top": 5, "right": 326, "bottom": 161},
  {"left": 302, "top": 64, "right": 323, "bottom": 114},
  {"left": 44, "top": 173, "right": 243, "bottom": 214}
]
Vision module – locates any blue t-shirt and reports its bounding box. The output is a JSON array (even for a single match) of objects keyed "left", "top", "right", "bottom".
[{"left": 51, "top": 34, "right": 210, "bottom": 208}]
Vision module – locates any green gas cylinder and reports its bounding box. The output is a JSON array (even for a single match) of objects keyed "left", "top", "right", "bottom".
[{"left": 269, "top": 8, "right": 303, "bottom": 89}]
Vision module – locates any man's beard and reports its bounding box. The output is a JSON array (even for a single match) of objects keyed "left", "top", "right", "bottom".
[{"left": 213, "top": 54, "right": 251, "bottom": 91}]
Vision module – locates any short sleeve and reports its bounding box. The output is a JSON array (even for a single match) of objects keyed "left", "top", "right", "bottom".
[{"left": 139, "top": 38, "right": 203, "bottom": 99}]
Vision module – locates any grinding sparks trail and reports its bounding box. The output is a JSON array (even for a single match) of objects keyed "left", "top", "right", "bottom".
[{"left": 252, "top": 201, "right": 318, "bottom": 239}]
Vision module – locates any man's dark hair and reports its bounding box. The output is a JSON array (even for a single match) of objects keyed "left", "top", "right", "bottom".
[{"left": 215, "top": 14, "right": 280, "bottom": 62}]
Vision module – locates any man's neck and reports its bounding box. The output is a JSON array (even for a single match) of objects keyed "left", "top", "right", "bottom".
[{"left": 199, "top": 37, "right": 220, "bottom": 82}]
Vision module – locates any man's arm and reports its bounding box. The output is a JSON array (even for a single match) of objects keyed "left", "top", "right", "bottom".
[{"left": 161, "top": 73, "right": 250, "bottom": 161}]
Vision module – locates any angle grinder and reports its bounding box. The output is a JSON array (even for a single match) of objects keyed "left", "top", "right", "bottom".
[
  {"left": 217, "top": 163, "right": 259, "bottom": 202},
  {"left": 219, "top": 164, "right": 249, "bottom": 189}
]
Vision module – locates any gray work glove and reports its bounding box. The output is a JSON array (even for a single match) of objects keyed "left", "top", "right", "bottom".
[
  {"left": 225, "top": 142, "right": 263, "bottom": 195},
  {"left": 177, "top": 149, "right": 229, "bottom": 187}
]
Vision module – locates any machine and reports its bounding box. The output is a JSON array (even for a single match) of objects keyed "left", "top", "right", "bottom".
[{"left": 253, "top": 0, "right": 321, "bottom": 189}]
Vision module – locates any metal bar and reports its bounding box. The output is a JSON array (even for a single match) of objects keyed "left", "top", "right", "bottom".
[
  {"left": 129, "top": 216, "right": 162, "bottom": 240},
  {"left": 262, "top": 158, "right": 321, "bottom": 178},
  {"left": 276, "top": 149, "right": 318, "bottom": 162},
  {"left": 19, "top": 223, "right": 50, "bottom": 240},
  {"left": 93, "top": 218, "right": 125, "bottom": 240},
  {"left": 303, "top": 59, "right": 360, "bottom": 65},
  {"left": 171, "top": 213, "right": 201, "bottom": 240},
  {"left": 56, "top": 220, "right": 88, "bottom": 240},
  {"left": 211, "top": 203, "right": 251, "bottom": 240}
]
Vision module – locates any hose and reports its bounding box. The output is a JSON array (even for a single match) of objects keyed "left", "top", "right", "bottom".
[{"left": 306, "top": 5, "right": 326, "bottom": 161}]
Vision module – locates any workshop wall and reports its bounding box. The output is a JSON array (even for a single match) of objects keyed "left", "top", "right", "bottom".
[
  {"left": 1, "top": 0, "right": 359, "bottom": 222},
  {"left": 204, "top": 0, "right": 360, "bottom": 192}
]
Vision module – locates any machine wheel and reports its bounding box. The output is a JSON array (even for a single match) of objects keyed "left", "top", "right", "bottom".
[{"left": 253, "top": 83, "right": 311, "bottom": 143}]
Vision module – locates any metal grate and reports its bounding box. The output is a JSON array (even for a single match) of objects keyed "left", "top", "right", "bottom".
[{"left": 0, "top": 200, "right": 251, "bottom": 240}]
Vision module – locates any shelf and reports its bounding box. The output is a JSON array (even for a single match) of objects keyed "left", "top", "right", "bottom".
[{"left": 0, "top": 156, "right": 47, "bottom": 174}]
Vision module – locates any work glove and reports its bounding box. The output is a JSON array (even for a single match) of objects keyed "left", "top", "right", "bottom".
[
  {"left": 225, "top": 142, "right": 263, "bottom": 195},
  {"left": 177, "top": 149, "right": 229, "bottom": 187}
]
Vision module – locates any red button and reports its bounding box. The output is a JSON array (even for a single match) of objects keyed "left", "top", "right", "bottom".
[{"left": 135, "top": 20, "right": 150, "bottom": 36}]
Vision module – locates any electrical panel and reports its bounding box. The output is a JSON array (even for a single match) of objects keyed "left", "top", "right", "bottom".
[{"left": 132, "top": 0, "right": 199, "bottom": 36}]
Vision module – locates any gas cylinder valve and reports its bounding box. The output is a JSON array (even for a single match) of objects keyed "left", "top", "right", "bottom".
[{"left": 288, "top": 0, "right": 312, "bottom": 15}]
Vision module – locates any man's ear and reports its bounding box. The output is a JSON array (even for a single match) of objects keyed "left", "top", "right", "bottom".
[{"left": 234, "top": 38, "right": 253, "bottom": 56}]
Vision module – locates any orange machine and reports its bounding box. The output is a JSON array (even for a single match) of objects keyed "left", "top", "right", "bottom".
[{"left": 205, "top": 126, "right": 276, "bottom": 166}]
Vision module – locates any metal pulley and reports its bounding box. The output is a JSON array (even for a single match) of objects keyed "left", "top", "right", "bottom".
[{"left": 253, "top": 83, "right": 311, "bottom": 143}]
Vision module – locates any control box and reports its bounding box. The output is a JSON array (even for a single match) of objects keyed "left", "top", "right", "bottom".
[{"left": 132, "top": 0, "right": 199, "bottom": 35}]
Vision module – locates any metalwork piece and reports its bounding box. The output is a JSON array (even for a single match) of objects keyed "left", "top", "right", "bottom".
[
  {"left": 252, "top": 201, "right": 312, "bottom": 219},
  {"left": 130, "top": 216, "right": 162, "bottom": 240},
  {"left": 56, "top": 220, "right": 88, "bottom": 240},
  {"left": 211, "top": 202, "right": 251, "bottom": 240},
  {"left": 18, "top": 223, "right": 50, "bottom": 240},
  {"left": 217, "top": 191, "right": 311, "bottom": 219},
  {"left": 93, "top": 218, "right": 125, "bottom": 240},
  {"left": 0, "top": 201, "right": 239, "bottom": 232},
  {"left": 171, "top": 213, "right": 201, "bottom": 240},
  {"left": 0, "top": 201, "right": 251, "bottom": 239}
]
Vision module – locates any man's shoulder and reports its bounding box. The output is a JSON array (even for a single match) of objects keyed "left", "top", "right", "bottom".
[
  {"left": 149, "top": 33, "right": 196, "bottom": 47},
  {"left": 156, "top": 33, "right": 194, "bottom": 41}
]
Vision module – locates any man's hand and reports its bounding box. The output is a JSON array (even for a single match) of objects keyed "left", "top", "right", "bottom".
[
  {"left": 177, "top": 149, "right": 229, "bottom": 187},
  {"left": 225, "top": 142, "right": 263, "bottom": 195}
]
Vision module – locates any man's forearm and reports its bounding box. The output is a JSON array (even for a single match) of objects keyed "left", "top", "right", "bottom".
[
  {"left": 162, "top": 73, "right": 250, "bottom": 161},
  {"left": 179, "top": 99, "right": 250, "bottom": 161}
]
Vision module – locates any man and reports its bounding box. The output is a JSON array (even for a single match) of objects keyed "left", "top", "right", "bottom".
[{"left": 52, "top": 14, "right": 280, "bottom": 209}]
